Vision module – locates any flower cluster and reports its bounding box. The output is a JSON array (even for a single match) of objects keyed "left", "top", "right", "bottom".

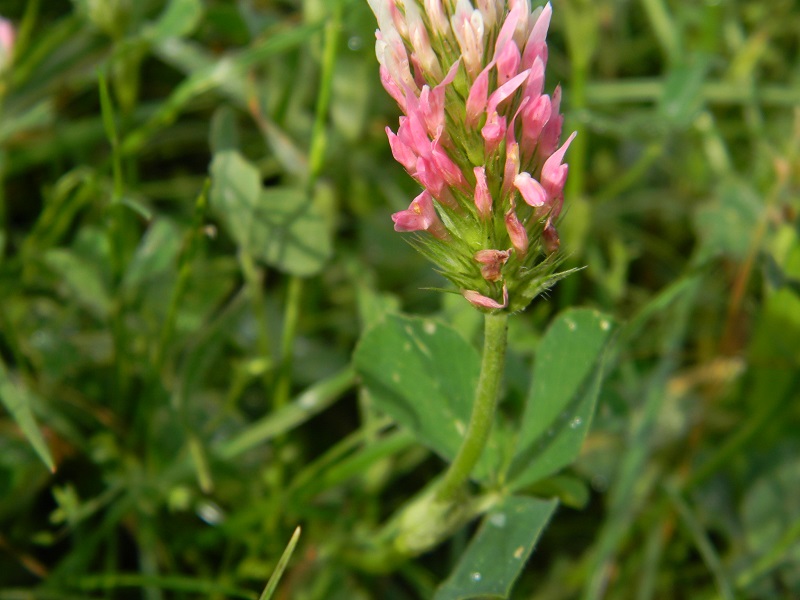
[{"left": 368, "top": 0, "right": 576, "bottom": 312}]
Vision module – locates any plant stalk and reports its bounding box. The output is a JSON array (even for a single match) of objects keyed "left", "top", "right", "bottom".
[{"left": 436, "top": 312, "right": 508, "bottom": 502}]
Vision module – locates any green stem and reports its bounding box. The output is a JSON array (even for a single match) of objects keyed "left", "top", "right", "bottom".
[
  {"left": 272, "top": 0, "right": 341, "bottom": 411},
  {"left": 273, "top": 276, "right": 303, "bottom": 411},
  {"left": 436, "top": 312, "right": 508, "bottom": 502},
  {"left": 238, "top": 249, "right": 273, "bottom": 392},
  {"left": 154, "top": 180, "right": 209, "bottom": 372},
  {"left": 98, "top": 70, "right": 129, "bottom": 408}
]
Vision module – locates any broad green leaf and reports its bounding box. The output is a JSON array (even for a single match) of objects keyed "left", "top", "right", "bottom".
[
  {"left": 658, "top": 54, "right": 710, "bottom": 128},
  {"left": 147, "top": 0, "right": 204, "bottom": 42},
  {"left": 209, "top": 150, "right": 332, "bottom": 276},
  {"left": 259, "top": 117, "right": 309, "bottom": 178},
  {"left": 741, "top": 457, "right": 800, "bottom": 591},
  {"left": 43, "top": 249, "right": 111, "bottom": 319},
  {"left": 210, "top": 105, "right": 240, "bottom": 154},
  {"left": 0, "top": 362, "right": 56, "bottom": 472},
  {"left": 508, "top": 309, "right": 615, "bottom": 490},
  {"left": 354, "top": 314, "right": 501, "bottom": 482},
  {"left": 434, "top": 496, "right": 558, "bottom": 600},
  {"left": 121, "top": 218, "right": 181, "bottom": 292},
  {"left": 746, "top": 288, "right": 800, "bottom": 418},
  {"left": 694, "top": 177, "right": 762, "bottom": 264},
  {"left": 250, "top": 188, "right": 331, "bottom": 276},
  {"left": 331, "top": 56, "right": 371, "bottom": 142}
]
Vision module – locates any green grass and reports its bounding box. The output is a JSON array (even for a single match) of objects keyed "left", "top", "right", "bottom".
[{"left": 0, "top": 0, "right": 799, "bottom": 598}]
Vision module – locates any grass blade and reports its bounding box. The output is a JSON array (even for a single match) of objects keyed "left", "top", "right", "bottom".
[
  {"left": 259, "top": 526, "right": 302, "bottom": 600},
  {"left": 0, "top": 361, "right": 55, "bottom": 472}
]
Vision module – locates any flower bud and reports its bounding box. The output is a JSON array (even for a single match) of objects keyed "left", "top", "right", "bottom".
[
  {"left": 473, "top": 166, "right": 493, "bottom": 219},
  {"left": 542, "top": 218, "right": 560, "bottom": 253},
  {"left": 475, "top": 249, "right": 511, "bottom": 281},
  {"left": 505, "top": 207, "right": 529, "bottom": 257}
]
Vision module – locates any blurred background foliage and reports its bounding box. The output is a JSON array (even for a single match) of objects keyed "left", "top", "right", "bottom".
[{"left": 0, "top": 0, "right": 798, "bottom": 598}]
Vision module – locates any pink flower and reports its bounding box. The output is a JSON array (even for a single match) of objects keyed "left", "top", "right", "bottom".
[
  {"left": 419, "top": 60, "right": 459, "bottom": 138},
  {"left": 473, "top": 166, "right": 493, "bottom": 218},
  {"left": 415, "top": 156, "right": 457, "bottom": 208},
  {"left": 520, "top": 93, "right": 551, "bottom": 156},
  {"left": 405, "top": 3, "right": 442, "bottom": 80},
  {"left": 369, "top": 1, "right": 577, "bottom": 312},
  {"left": 466, "top": 66, "right": 491, "bottom": 127},
  {"left": 451, "top": 0, "right": 486, "bottom": 80},
  {"left": 505, "top": 207, "right": 529, "bottom": 257},
  {"left": 502, "top": 140, "right": 520, "bottom": 200},
  {"left": 431, "top": 139, "right": 468, "bottom": 192},
  {"left": 542, "top": 218, "right": 560, "bottom": 253},
  {"left": 463, "top": 285, "right": 509, "bottom": 310},
  {"left": 541, "top": 131, "right": 577, "bottom": 215},
  {"left": 481, "top": 111, "right": 507, "bottom": 156},
  {"left": 391, "top": 191, "right": 447, "bottom": 239},
  {"left": 522, "top": 2, "right": 552, "bottom": 67},
  {"left": 514, "top": 172, "right": 547, "bottom": 208},
  {"left": 495, "top": 35, "right": 521, "bottom": 85},
  {"left": 486, "top": 69, "right": 530, "bottom": 117},
  {"left": 386, "top": 127, "right": 417, "bottom": 172},
  {"left": 475, "top": 249, "right": 511, "bottom": 281},
  {"left": 538, "top": 84, "right": 564, "bottom": 157},
  {"left": 424, "top": 0, "right": 451, "bottom": 38}
]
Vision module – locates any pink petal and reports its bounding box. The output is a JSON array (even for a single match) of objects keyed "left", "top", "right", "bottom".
[
  {"left": 421, "top": 60, "right": 460, "bottom": 137},
  {"left": 522, "top": 1, "right": 552, "bottom": 68},
  {"left": 487, "top": 68, "right": 530, "bottom": 115},
  {"left": 387, "top": 0, "right": 407, "bottom": 39},
  {"left": 495, "top": 34, "right": 521, "bottom": 85},
  {"left": 424, "top": 0, "right": 451, "bottom": 37},
  {"left": 397, "top": 110, "right": 431, "bottom": 158},
  {"left": 474, "top": 249, "right": 511, "bottom": 264},
  {"left": 514, "top": 172, "right": 547, "bottom": 208},
  {"left": 386, "top": 127, "right": 418, "bottom": 172},
  {"left": 416, "top": 157, "right": 458, "bottom": 209},
  {"left": 492, "top": 3, "right": 524, "bottom": 60},
  {"left": 431, "top": 141, "right": 468, "bottom": 191},
  {"left": 391, "top": 190, "right": 446, "bottom": 238},
  {"left": 542, "top": 218, "right": 560, "bottom": 253},
  {"left": 505, "top": 207, "right": 529, "bottom": 257},
  {"left": 408, "top": 9, "right": 442, "bottom": 80},
  {"left": 538, "top": 85, "right": 563, "bottom": 156},
  {"left": 481, "top": 112, "right": 507, "bottom": 156},
  {"left": 451, "top": 2, "right": 485, "bottom": 80},
  {"left": 523, "top": 56, "right": 545, "bottom": 101},
  {"left": 474, "top": 249, "right": 511, "bottom": 281},
  {"left": 379, "top": 66, "right": 406, "bottom": 112},
  {"left": 520, "top": 93, "right": 551, "bottom": 156},
  {"left": 503, "top": 141, "right": 520, "bottom": 199},
  {"left": 463, "top": 285, "right": 509, "bottom": 310},
  {"left": 540, "top": 131, "right": 577, "bottom": 200},
  {"left": 466, "top": 66, "right": 491, "bottom": 127},
  {"left": 473, "top": 166, "right": 492, "bottom": 218}
]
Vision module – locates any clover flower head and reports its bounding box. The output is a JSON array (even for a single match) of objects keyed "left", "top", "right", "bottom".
[{"left": 369, "top": 0, "right": 576, "bottom": 312}]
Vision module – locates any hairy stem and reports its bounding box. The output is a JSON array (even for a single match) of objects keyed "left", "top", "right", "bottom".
[{"left": 436, "top": 312, "right": 508, "bottom": 501}]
